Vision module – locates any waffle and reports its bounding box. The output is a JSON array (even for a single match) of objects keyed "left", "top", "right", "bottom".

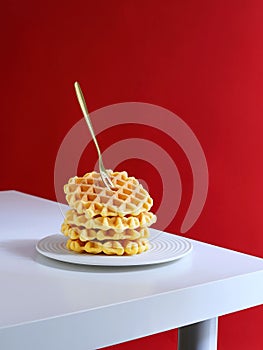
[
  {"left": 61, "top": 221, "right": 150, "bottom": 241},
  {"left": 66, "top": 237, "right": 149, "bottom": 255},
  {"left": 64, "top": 171, "right": 153, "bottom": 218},
  {"left": 64, "top": 209, "right": 156, "bottom": 232}
]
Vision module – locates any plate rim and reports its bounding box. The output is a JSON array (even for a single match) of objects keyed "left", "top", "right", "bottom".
[{"left": 36, "top": 230, "right": 193, "bottom": 267}]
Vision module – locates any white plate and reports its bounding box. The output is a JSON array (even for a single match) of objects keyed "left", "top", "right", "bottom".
[{"left": 36, "top": 230, "right": 193, "bottom": 267}]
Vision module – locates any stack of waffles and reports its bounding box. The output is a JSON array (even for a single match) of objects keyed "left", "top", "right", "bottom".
[{"left": 61, "top": 170, "right": 157, "bottom": 256}]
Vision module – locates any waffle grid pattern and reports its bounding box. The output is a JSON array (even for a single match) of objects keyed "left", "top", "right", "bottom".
[
  {"left": 61, "top": 170, "right": 156, "bottom": 256},
  {"left": 64, "top": 171, "right": 153, "bottom": 218}
]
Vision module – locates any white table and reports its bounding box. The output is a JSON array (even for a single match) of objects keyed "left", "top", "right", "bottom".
[{"left": 1, "top": 191, "right": 263, "bottom": 350}]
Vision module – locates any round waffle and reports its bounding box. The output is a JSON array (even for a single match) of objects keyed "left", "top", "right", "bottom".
[
  {"left": 61, "top": 222, "right": 150, "bottom": 241},
  {"left": 64, "top": 171, "right": 153, "bottom": 218},
  {"left": 66, "top": 237, "right": 149, "bottom": 256},
  {"left": 64, "top": 209, "right": 156, "bottom": 232}
]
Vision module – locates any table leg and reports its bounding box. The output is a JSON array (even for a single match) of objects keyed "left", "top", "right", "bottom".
[{"left": 178, "top": 317, "right": 218, "bottom": 350}]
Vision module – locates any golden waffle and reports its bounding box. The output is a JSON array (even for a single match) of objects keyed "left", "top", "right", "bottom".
[
  {"left": 61, "top": 221, "right": 150, "bottom": 241},
  {"left": 64, "top": 171, "right": 153, "bottom": 218},
  {"left": 65, "top": 209, "right": 156, "bottom": 232},
  {"left": 66, "top": 237, "right": 149, "bottom": 256}
]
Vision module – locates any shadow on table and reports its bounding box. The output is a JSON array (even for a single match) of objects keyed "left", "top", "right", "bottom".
[
  {"left": 1, "top": 239, "right": 38, "bottom": 260},
  {"left": 1, "top": 238, "right": 189, "bottom": 274},
  {"left": 34, "top": 250, "right": 180, "bottom": 273}
]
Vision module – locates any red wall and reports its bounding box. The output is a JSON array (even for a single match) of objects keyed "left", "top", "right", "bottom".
[{"left": 1, "top": 1, "right": 263, "bottom": 349}]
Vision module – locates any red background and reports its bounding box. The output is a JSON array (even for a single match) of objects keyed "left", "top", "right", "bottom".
[{"left": 1, "top": 1, "right": 263, "bottom": 349}]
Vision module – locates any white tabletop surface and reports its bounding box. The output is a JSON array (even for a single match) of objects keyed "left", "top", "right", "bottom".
[{"left": 1, "top": 191, "right": 263, "bottom": 350}]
